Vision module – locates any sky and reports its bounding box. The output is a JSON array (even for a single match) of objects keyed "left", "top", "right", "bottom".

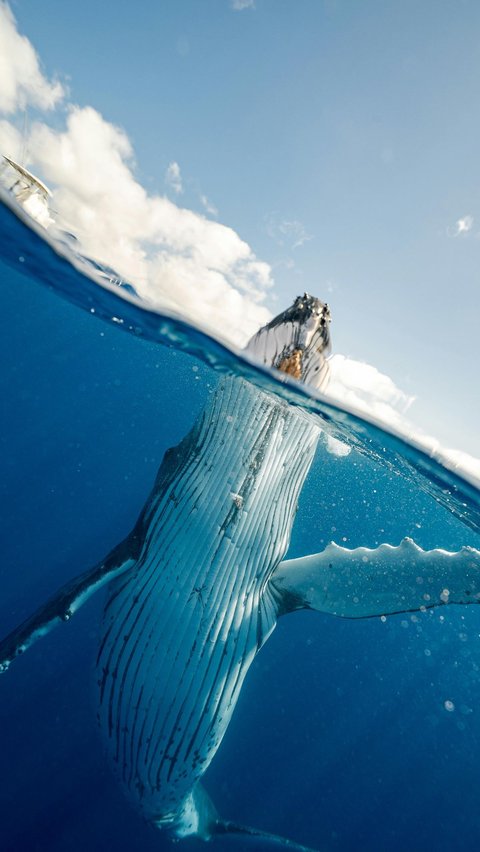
[{"left": 0, "top": 0, "right": 479, "bottom": 464}]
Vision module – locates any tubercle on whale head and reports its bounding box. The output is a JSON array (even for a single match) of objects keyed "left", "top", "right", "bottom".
[{"left": 245, "top": 292, "right": 332, "bottom": 391}]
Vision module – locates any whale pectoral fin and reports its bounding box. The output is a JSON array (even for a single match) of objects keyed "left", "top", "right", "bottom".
[
  {"left": 0, "top": 534, "right": 138, "bottom": 673},
  {"left": 269, "top": 538, "right": 480, "bottom": 618}
]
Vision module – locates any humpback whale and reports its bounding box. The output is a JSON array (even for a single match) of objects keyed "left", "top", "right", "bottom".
[{"left": 1, "top": 294, "right": 480, "bottom": 850}]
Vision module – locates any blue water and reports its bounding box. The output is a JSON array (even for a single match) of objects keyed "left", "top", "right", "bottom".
[{"left": 1, "top": 195, "right": 480, "bottom": 852}]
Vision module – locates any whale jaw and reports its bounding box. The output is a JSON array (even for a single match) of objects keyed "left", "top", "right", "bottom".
[{"left": 245, "top": 292, "right": 332, "bottom": 391}]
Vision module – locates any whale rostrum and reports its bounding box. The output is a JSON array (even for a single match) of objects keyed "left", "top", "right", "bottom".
[{"left": 1, "top": 293, "right": 479, "bottom": 851}]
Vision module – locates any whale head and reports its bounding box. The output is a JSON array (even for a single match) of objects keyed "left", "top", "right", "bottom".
[{"left": 245, "top": 292, "right": 331, "bottom": 390}]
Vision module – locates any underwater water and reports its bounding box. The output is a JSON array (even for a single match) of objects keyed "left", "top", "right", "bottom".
[{"left": 1, "top": 194, "right": 480, "bottom": 852}]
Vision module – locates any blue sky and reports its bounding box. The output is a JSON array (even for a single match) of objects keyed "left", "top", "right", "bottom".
[{"left": 1, "top": 0, "right": 479, "bottom": 459}]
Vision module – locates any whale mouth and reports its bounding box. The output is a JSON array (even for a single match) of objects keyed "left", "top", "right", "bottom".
[{"left": 245, "top": 293, "right": 332, "bottom": 391}]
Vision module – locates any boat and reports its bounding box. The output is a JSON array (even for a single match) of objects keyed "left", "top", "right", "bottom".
[{"left": 1, "top": 155, "right": 54, "bottom": 228}]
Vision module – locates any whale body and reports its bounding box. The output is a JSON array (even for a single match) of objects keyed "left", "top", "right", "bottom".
[
  {"left": 1, "top": 294, "right": 480, "bottom": 850},
  {"left": 97, "top": 374, "right": 321, "bottom": 832}
]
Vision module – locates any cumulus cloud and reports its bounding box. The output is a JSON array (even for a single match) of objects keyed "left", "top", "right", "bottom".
[
  {"left": 327, "top": 354, "right": 415, "bottom": 431},
  {"left": 448, "top": 214, "right": 474, "bottom": 237},
  {"left": 0, "top": 4, "right": 272, "bottom": 345},
  {"left": 0, "top": 2, "right": 64, "bottom": 113},
  {"left": 26, "top": 106, "right": 272, "bottom": 342},
  {"left": 231, "top": 0, "right": 255, "bottom": 10},
  {"left": 165, "top": 161, "right": 183, "bottom": 194},
  {"left": 324, "top": 355, "right": 480, "bottom": 487}
]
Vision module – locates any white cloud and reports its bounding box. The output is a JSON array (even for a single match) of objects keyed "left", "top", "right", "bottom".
[
  {"left": 327, "top": 354, "right": 415, "bottom": 431},
  {"left": 0, "top": 117, "right": 22, "bottom": 158},
  {"left": 0, "top": 2, "right": 64, "bottom": 114},
  {"left": 231, "top": 0, "right": 255, "bottom": 10},
  {"left": 324, "top": 354, "right": 480, "bottom": 488},
  {"left": 25, "top": 106, "right": 272, "bottom": 343},
  {"left": 165, "top": 161, "right": 183, "bottom": 194},
  {"left": 0, "top": 6, "right": 272, "bottom": 346},
  {"left": 448, "top": 214, "right": 474, "bottom": 237},
  {"left": 266, "top": 214, "right": 312, "bottom": 250},
  {"left": 200, "top": 194, "right": 218, "bottom": 217}
]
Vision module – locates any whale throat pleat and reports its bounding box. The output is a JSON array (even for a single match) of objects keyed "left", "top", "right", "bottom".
[{"left": 96, "top": 376, "right": 321, "bottom": 820}]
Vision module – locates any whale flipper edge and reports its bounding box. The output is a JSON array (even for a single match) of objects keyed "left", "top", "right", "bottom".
[
  {"left": 0, "top": 534, "right": 138, "bottom": 672},
  {"left": 271, "top": 539, "right": 480, "bottom": 619}
]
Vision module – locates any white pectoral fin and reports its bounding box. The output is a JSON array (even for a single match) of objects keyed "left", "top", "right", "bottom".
[
  {"left": 0, "top": 535, "right": 137, "bottom": 673},
  {"left": 270, "top": 538, "right": 480, "bottom": 619}
]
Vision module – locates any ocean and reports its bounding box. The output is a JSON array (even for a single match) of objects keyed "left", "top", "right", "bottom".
[{"left": 1, "top": 194, "right": 479, "bottom": 852}]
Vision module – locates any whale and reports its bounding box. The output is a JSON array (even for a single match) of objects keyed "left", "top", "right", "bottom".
[{"left": 1, "top": 293, "right": 480, "bottom": 850}]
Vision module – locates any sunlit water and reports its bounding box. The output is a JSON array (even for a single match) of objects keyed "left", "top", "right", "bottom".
[{"left": 1, "top": 193, "right": 480, "bottom": 852}]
